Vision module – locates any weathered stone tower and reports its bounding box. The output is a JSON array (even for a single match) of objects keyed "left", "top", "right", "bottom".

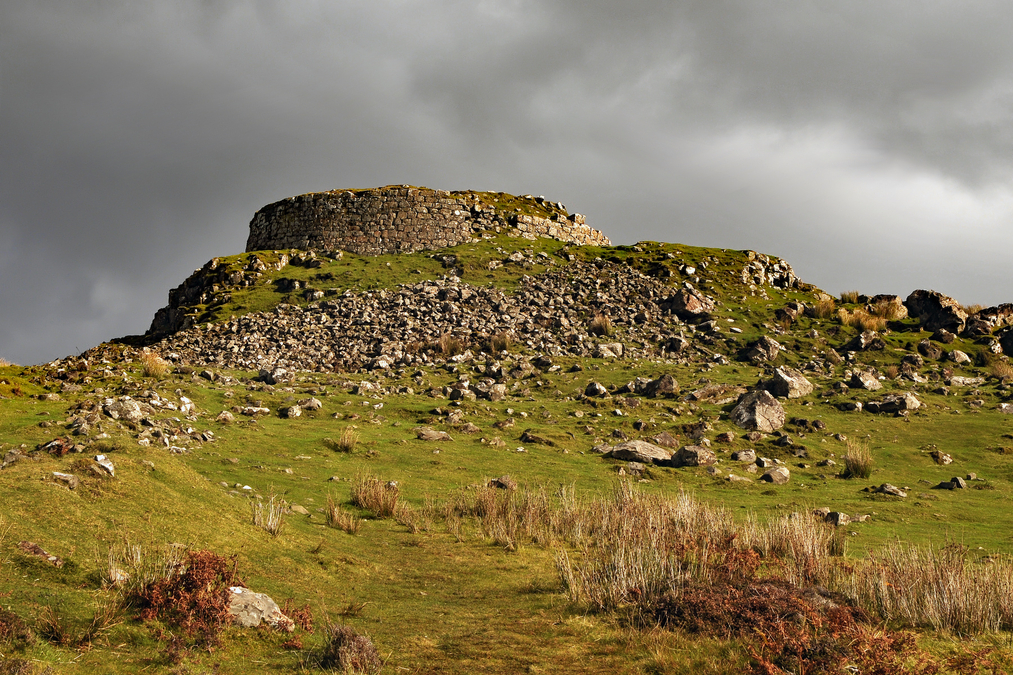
[{"left": 245, "top": 185, "right": 610, "bottom": 254}]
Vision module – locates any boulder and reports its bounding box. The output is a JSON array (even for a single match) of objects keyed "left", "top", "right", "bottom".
[
  {"left": 760, "top": 467, "right": 790, "bottom": 485},
  {"left": 875, "top": 483, "right": 907, "bottom": 497},
  {"left": 103, "top": 398, "right": 144, "bottom": 423},
  {"left": 416, "top": 428, "right": 453, "bottom": 442},
  {"left": 865, "top": 393, "right": 921, "bottom": 414},
  {"left": 227, "top": 587, "right": 294, "bottom": 632},
  {"left": 843, "top": 331, "right": 885, "bottom": 352},
  {"left": 666, "top": 288, "right": 715, "bottom": 318},
  {"left": 298, "top": 397, "right": 323, "bottom": 411},
  {"left": 672, "top": 445, "right": 717, "bottom": 467},
  {"left": 648, "top": 431, "right": 680, "bottom": 448},
  {"left": 487, "top": 475, "right": 517, "bottom": 490},
  {"left": 746, "top": 336, "right": 782, "bottom": 363},
  {"left": 731, "top": 449, "right": 756, "bottom": 463},
  {"left": 52, "top": 472, "right": 79, "bottom": 490},
  {"left": 948, "top": 350, "right": 972, "bottom": 365},
  {"left": 766, "top": 367, "right": 814, "bottom": 399},
  {"left": 607, "top": 440, "right": 673, "bottom": 464},
  {"left": 731, "top": 390, "right": 785, "bottom": 433},
  {"left": 849, "top": 370, "right": 883, "bottom": 391},
  {"left": 584, "top": 381, "right": 608, "bottom": 397},
  {"left": 643, "top": 374, "right": 679, "bottom": 397},
  {"left": 825, "top": 512, "right": 851, "bottom": 527},
  {"left": 280, "top": 405, "right": 302, "bottom": 419},
  {"left": 905, "top": 290, "right": 968, "bottom": 333},
  {"left": 917, "top": 339, "right": 943, "bottom": 360}
]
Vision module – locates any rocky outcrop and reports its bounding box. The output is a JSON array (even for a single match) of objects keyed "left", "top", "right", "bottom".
[
  {"left": 246, "top": 186, "right": 610, "bottom": 255},
  {"left": 905, "top": 290, "right": 968, "bottom": 334}
]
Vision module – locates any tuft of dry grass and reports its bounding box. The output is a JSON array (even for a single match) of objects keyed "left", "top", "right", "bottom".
[
  {"left": 837, "top": 308, "right": 887, "bottom": 332},
  {"left": 839, "top": 290, "right": 860, "bottom": 304},
  {"left": 884, "top": 364, "right": 900, "bottom": 380},
  {"left": 0, "top": 358, "right": 15, "bottom": 367},
  {"left": 252, "top": 495, "right": 286, "bottom": 536},
  {"left": 841, "top": 440, "right": 874, "bottom": 479},
  {"left": 485, "top": 331, "right": 512, "bottom": 355},
  {"left": 812, "top": 297, "right": 836, "bottom": 319},
  {"left": 351, "top": 474, "right": 399, "bottom": 519},
  {"left": 323, "top": 427, "right": 359, "bottom": 453},
  {"left": 962, "top": 303, "right": 986, "bottom": 316},
  {"left": 139, "top": 352, "right": 171, "bottom": 378},
  {"left": 325, "top": 494, "right": 361, "bottom": 535},
  {"left": 316, "top": 623, "right": 382, "bottom": 674},
  {"left": 589, "top": 314, "right": 613, "bottom": 337},
  {"left": 435, "top": 333, "right": 464, "bottom": 357},
  {"left": 989, "top": 358, "right": 1013, "bottom": 380},
  {"left": 869, "top": 298, "right": 907, "bottom": 320}
]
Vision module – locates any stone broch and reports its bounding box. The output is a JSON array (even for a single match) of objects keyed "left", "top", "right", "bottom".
[{"left": 245, "top": 186, "right": 611, "bottom": 255}]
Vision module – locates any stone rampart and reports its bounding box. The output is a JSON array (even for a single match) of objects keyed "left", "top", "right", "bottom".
[{"left": 245, "top": 186, "right": 610, "bottom": 255}]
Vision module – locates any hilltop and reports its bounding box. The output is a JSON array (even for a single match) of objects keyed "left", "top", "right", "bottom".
[{"left": 2, "top": 187, "right": 1013, "bottom": 674}]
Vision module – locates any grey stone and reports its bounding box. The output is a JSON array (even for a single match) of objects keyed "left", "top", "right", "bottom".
[
  {"left": 760, "top": 467, "right": 790, "bottom": 485},
  {"left": 672, "top": 445, "right": 717, "bottom": 467},
  {"left": 608, "top": 440, "right": 673, "bottom": 464},
  {"left": 227, "top": 587, "right": 294, "bottom": 632},
  {"left": 731, "top": 390, "right": 785, "bottom": 433}
]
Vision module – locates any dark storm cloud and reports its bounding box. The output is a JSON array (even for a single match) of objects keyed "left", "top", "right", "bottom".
[{"left": 2, "top": 0, "right": 1012, "bottom": 364}]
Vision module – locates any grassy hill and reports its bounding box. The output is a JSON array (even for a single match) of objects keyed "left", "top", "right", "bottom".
[{"left": 2, "top": 225, "right": 1013, "bottom": 673}]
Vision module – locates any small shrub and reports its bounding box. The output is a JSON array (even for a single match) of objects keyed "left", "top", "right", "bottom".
[
  {"left": 130, "top": 549, "right": 238, "bottom": 647},
  {"left": 317, "top": 623, "right": 382, "bottom": 674},
  {"left": 281, "top": 599, "right": 314, "bottom": 633},
  {"left": 839, "top": 290, "right": 860, "bottom": 304},
  {"left": 841, "top": 441, "right": 874, "bottom": 479},
  {"left": 139, "top": 352, "right": 171, "bottom": 378},
  {"left": 252, "top": 495, "right": 286, "bottom": 536},
  {"left": 812, "top": 297, "right": 836, "bottom": 319},
  {"left": 588, "top": 314, "right": 613, "bottom": 337},
  {"left": 323, "top": 427, "right": 359, "bottom": 453},
  {"left": 326, "top": 494, "right": 361, "bottom": 535},
  {"left": 351, "top": 474, "right": 399, "bottom": 519}
]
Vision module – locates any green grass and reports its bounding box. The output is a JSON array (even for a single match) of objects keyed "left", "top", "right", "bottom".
[{"left": 4, "top": 232, "right": 1013, "bottom": 671}]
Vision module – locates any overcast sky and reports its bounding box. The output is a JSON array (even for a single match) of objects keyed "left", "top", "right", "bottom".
[{"left": 3, "top": 1, "right": 1013, "bottom": 365}]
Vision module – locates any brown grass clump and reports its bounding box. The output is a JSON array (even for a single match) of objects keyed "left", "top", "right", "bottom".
[
  {"left": 434, "top": 333, "right": 464, "bottom": 357},
  {"left": 252, "top": 495, "right": 286, "bottom": 536},
  {"left": 884, "top": 364, "right": 900, "bottom": 380},
  {"left": 812, "top": 297, "right": 836, "bottom": 319},
  {"left": 325, "top": 494, "right": 362, "bottom": 535},
  {"left": 351, "top": 474, "right": 399, "bottom": 519},
  {"left": 989, "top": 358, "right": 1013, "bottom": 380},
  {"left": 839, "top": 290, "right": 860, "bottom": 304},
  {"left": 837, "top": 308, "right": 887, "bottom": 332},
  {"left": 323, "top": 427, "right": 359, "bottom": 453},
  {"left": 485, "top": 331, "right": 512, "bottom": 355},
  {"left": 841, "top": 441, "right": 874, "bottom": 479},
  {"left": 0, "top": 358, "right": 15, "bottom": 368},
  {"left": 962, "top": 303, "right": 986, "bottom": 315},
  {"left": 869, "top": 298, "right": 907, "bottom": 320},
  {"left": 139, "top": 351, "right": 171, "bottom": 378},
  {"left": 316, "top": 623, "right": 382, "bottom": 674},
  {"left": 589, "top": 314, "right": 613, "bottom": 337}
]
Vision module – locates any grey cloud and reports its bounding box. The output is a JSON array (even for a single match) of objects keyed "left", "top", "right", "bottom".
[{"left": 2, "top": 0, "right": 1012, "bottom": 364}]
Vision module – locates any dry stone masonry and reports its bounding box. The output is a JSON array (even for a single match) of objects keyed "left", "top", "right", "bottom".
[{"left": 246, "top": 185, "right": 610, "bottom": 255}]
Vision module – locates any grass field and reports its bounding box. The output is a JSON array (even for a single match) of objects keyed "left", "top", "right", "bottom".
[{"left": 3, "top": 231, "right": 1013, "bottom": 673}]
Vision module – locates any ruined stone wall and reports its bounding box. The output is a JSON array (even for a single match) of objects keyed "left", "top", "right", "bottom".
[{"left": 245, "top": 186, "right": 610, "bottom": 255}]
